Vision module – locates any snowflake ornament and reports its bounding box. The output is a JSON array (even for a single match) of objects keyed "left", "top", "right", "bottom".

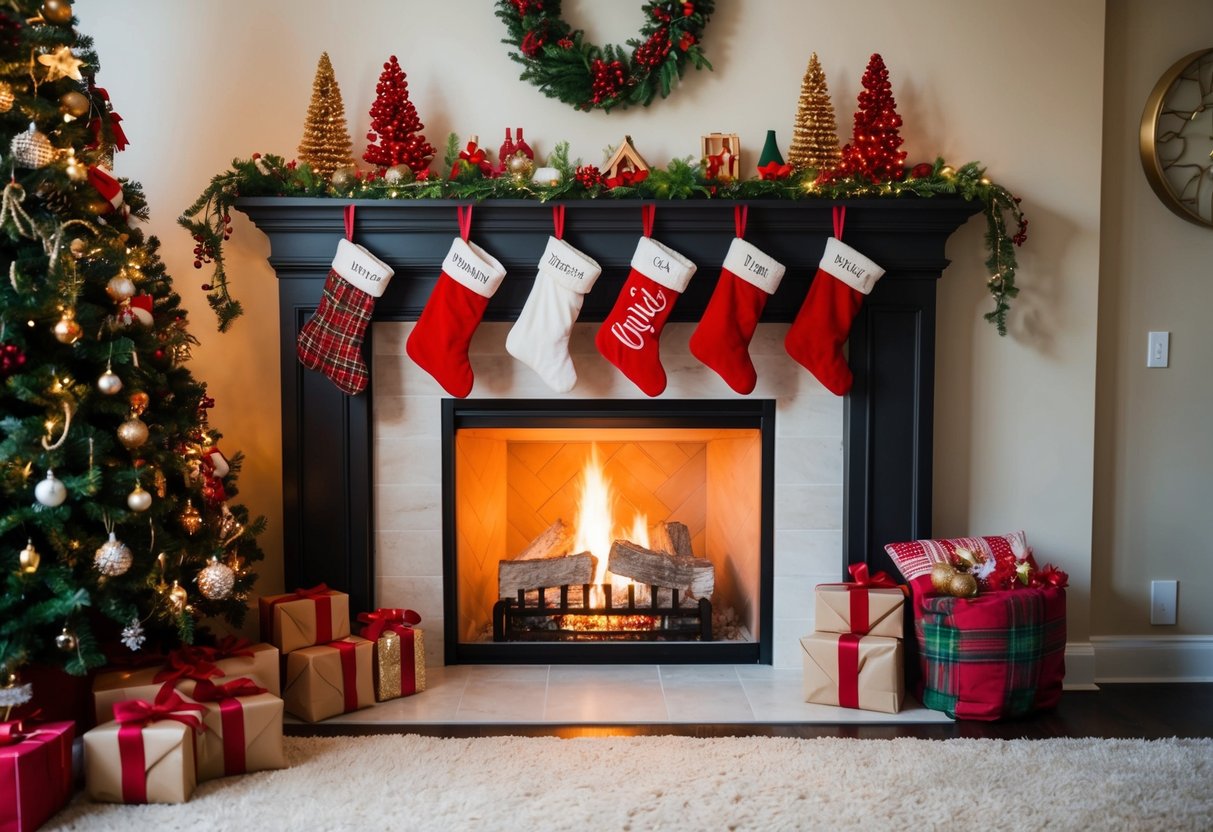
[{"left": 121, "top": 617, "right": 146, "bottom": 651}]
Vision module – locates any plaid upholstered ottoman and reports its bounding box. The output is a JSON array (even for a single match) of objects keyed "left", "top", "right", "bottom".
[{"left": 915, "top": 586, "right": 1066, "bottom": 720}]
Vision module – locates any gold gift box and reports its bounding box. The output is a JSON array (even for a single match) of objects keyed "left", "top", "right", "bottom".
[
  {"left": 283, "top": 636, "right": 374, "bottom": 722},
  {"left": 259, "top": 589, "right": 351, "bottom": 655},
  {"left": 83, "top": 719, "right": 196, "bottom": 804},
  {"left": 801, "top": 632, "right": 904, "bottom": 714},
  {"left": 178, "top": 685, "right": 286, "bottom": 782},
  {"left": 373, "top": 628, "right": 427, "bottom": 701},
  {"left": 814, "top": 584, "right": 906, "bottom": 639},
  {"left": 92, "top": 642, "right": 280, "bottom": 725}
]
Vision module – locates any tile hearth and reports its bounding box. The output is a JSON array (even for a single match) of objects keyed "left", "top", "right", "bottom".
[{"left": 288, "top": 665, "right": 951, "bottom": 726}]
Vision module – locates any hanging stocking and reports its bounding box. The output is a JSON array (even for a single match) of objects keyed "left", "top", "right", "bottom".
[
  {"left": 406, "top": 206, "right": 506, "bottom": 398},
  {"left": 784, "top": 207, "right": 884, "bottom": 396},
  {"left": 297, "top": 206, "right": 394, "bottom": 395},
  {"left": 506, "top": 206, "right": 602, "bottom": 393},
  {"left": 689, "top": 206, "right": 786, "bottom": 394},
  {"left": 594, "top": 205, "right": 696, "bottom": 397}
]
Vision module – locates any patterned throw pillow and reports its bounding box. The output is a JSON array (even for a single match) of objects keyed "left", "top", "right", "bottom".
[{"left": 884, "top": 531, "right": 1027, "bottom": 593}]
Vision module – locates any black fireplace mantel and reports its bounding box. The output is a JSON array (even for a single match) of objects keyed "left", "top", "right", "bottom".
[{"left": 238, "top": 197, "right": 982, "bottom": 626}]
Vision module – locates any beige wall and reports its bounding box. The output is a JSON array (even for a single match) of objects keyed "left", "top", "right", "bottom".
[
  {"left": 1094, "top": 0, "right": 1213, "bottom": 635},
  {"left": 83, "top": 2, "right": 1116, "bottom": 648}
]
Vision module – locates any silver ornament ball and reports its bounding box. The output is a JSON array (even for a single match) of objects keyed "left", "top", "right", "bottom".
[
  {"left": 97, "top": 368, "right": 123, "bottom": 395},
  {"left": 34, "top": 469, "right": 67, "bottom": 507},
  {"left": 106, "top": 275, "right": 136, "bottom": 301},
  {"left": 197, "top": 558, "right": 236, "bottom": 600},
  {"left": 94, "top": 531, "right": 133, "bottom": 576},
  {"left": 55, "top": 626, "right": 77, "bottom": 652},
  {"left": 127, "top": 484, "right": 152, "bottom": 512}
]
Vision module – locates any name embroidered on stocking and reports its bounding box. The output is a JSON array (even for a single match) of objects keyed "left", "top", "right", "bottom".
[{"left": 610, "top": 285, "right": 667, "bottom": 349}]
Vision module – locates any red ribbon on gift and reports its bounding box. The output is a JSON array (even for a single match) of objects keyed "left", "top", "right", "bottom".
[
  {"left": 190, "top": 677, "right": 266, "bottom": 776},
  {"left": 0, "top": 719, "right": 26, "bottom": 746},
  {"left": 330, "top": 640, "right": 361, "bottom": 713},
  {"left": 821, "top": 564, "right": 905, "bottom": 635},
  {"left": 113, "top": 684, "right": 206, "bottom": 804},
  {"left": 260, "top": 583, "right": 335, "bottom": 646},
  {"left": 357, "top": 608, "right": 421, "bottom": 641},
  {"left": 203, "top": 636, "right": 256, "bottom": 662},
  {"left": 0, "top": 717, "right": 73, "bottom": 832},
  {"left": 837, "top": 634, "right": 861, "bottom": 709},
  {"left": 154, "top": 646, "right": 224, "bottom": 685}
]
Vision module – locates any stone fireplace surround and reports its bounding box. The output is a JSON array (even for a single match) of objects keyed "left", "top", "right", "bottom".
[{"left": 240, "top": 197, "right": 981, "bottom": 670}]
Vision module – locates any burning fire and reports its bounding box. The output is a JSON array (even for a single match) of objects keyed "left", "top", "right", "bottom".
[{"left": 572, "top": 445, "right": 649, "bottom": 606}]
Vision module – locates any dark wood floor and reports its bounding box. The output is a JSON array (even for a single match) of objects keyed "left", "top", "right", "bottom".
[{"left": 287, "top": 683, "right": 1213, "bottom": 741}]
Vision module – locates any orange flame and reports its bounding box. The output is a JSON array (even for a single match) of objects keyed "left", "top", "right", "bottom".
[{"left": 571, "top": 444, "right": 648, "bottom": 606}]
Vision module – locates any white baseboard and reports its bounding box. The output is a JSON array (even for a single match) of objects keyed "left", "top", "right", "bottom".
[
  {"left": 1090, "top": 635, "right": 1213, "bottom": 683},
  {"left": 1063, "top": 642, "right": 1097, "bottom": 690}
]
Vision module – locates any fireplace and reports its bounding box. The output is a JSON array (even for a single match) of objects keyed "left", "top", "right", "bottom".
[{"left": 444, "top": 399, "right": 775, "bottom": 663}]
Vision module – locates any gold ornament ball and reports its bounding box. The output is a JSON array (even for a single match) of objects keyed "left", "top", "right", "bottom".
[
  {"left": 0, "top": 83, "right": 14, "bottom": 113},
  {"left": 117, "top": 416, "right": 149, "bottom": 449},
  {"left": 930, "top": 562, "right": 957, "bottom": 593},
  {"left": 59, "top": 90, "right": 89, "bottom": 118},
  {"left": 197, "top": 557, "right": 236, "bottom": 600},
  {"left": 41, "top": 0, "right": 73, "bottom": 25},
  {"left": 97, "top": 368, "right": 123, "bottom": 395},
  {"left": 86, "top": 197, "right": 112, "bottom": 215},
  {"left": 330, "top": 166, "right": 356, "bottom": 189},
  {"left": 180, "top": 500, "right": 203, "bottom": 536},
  {"left": 19, "top": 539, "right": 41, "bottom": 574},
  {"left": 947, "top": 571, "right": 979, "bottom": 598},
  {"left": 55, "top": 626, "right": 77, "bottom": 652},
  {"left": 127, "top": 484, "right": 152, "bottom": 512},
  {"left": 94, "top": 532, "right": 133, "bottom": 576},
  {"left": 168, "top": 581, "right": 188, "bottom": 611},
  {"left": 52, "top": 311, "right": 82, "bottom": 344},
  {"left": 106, "top": 275, "right": 136, "bottom": 301},
  {"left": 383, "top": 164, "right": 414, "bottom": 185}
]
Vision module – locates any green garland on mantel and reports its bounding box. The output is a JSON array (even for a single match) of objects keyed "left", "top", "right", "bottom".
[{"left": 179, "top": 148, "right": 1026, "bottom": 334}]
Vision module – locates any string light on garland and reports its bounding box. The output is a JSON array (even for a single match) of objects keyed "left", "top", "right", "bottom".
[
  {"left": 34, "top": 469, "right": 67, "bottom": 507},
  {"left": 197, "top": 556, "right": 235, "bottom": 600},
  {"left": 494, "top": 0, "right": 716, "bottom": 113}
]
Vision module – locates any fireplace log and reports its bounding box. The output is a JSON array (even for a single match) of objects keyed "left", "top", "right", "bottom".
[
  {"left": 649, "top": 521, "right": 694, "bottom": 558},
  {"left": 499, "top": 552, "right": 597, "bottom": 598},
  {"left": 514, "top": 519, "right": 573, "bottom": 561},
  {"left": 608, "top": 539, "right": 714, "bottom": 599}
]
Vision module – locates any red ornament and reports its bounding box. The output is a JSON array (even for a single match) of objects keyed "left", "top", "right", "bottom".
[
  {"left": 908, "top": 162, "right": 934, "bottom": 179},
  {"left": 826, "top": 53, "right": 907, "bottom": 184},
  {"left": 0, "top": 341, "right": 26, "bottom": 377},
  {"left": 363, "top": 56, "right": 436, "bottom": 174},
  {"left": 575, "top": 164, "right": 604, "bottom": 188}
]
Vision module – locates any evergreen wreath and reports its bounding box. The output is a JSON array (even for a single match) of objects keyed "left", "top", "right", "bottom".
[{"left": 495, "top": 0, "right": 715, "bottom": 113}]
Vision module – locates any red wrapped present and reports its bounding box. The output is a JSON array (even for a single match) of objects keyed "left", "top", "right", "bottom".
[
  {"left": 916, "top": 585, "right": 1066, "bottom": 720},
  {"left": 801, "top": 632, "right": 904, "bottom": 714},
  {"left": 259, "top": 584, "right": 351, "bottom": 655},
  {"left": 282, "top": 636, "right": 374, "bottom": 723},
  {"left": 93, "top": 639, "right": 279, "bottom": 724},
  {"left": 814, "top": 563, "right": 908, "bottom": 639},
  {"left": 357, "top": 608, "right": 426, "bottom": 701},
  {"left": 1, "top": 719, "right": 75, "bottom": 832},
  {"left": 180, "top": 677, "right": 285, "bottom": 782},
  {"left": 83, "top": 684, "right": 204, "bottom": 804}
]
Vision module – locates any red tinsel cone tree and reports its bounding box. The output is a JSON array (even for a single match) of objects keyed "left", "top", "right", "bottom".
[
  {"left": 363, "top": 55, "right": 435, "bottom": 173},
  {"left": 830, "top": 53, "right": 907, "bottom": 183}
]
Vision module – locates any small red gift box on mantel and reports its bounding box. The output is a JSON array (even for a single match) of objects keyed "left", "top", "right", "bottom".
[{"left": 1, "top": 719, "right": 75, "bottom": 832}]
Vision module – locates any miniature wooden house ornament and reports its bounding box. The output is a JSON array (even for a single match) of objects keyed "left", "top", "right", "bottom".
[
  {"left": 701, "top": 133, "right": 740, "bottom": 181},
  {"left": 603, "top": 135, "right": 650, "bottom": 181}
]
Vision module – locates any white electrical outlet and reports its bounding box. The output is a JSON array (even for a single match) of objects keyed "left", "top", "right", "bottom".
[
  {"left": 1150, "top": 580, "right": 1178, "bottom": 625},
  {"left": 1147, "top": 331, "right": 1170, "bottom": 368}
]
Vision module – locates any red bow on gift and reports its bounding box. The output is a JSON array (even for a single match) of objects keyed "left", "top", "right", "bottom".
[
  {"left": 1033, "top": 564, "right": 1069, "bottom": 589},
  {"left": 605, "top": 168, "right": 649, "bottom": 189},
  {"left": 0, "top": 719, "right": 26, "bottom": 746},
  {"left": 757, "top": 161, "right": 793, "bottom": 181},
  {"left": 204, "top": 636, "right": 255, "bottom": 661},
  {"left": 189, "top": 677, "right": 266, "bottom": 703},
  {"left": 154, "top": 645, "right": 224, "bottom": 684},
  {"left": 847, "top": 562, "right": 902, "bottom": 590},
  {"left": 295, "top": 583, "right": 332, "bottom": 600},
  {"left": 357, "top": 608, "right": 421, "bottom": 641},
  {"left": 113, "top": 684, "right": 206, "bottom": 731}
]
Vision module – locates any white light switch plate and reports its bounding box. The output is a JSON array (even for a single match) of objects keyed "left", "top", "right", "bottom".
[
  {"left": 1151, "top": 580, "right": 1178, "bottom": 625},
  {"left": 1147, "top": 331, "right": 1170, "bottom": 368}
]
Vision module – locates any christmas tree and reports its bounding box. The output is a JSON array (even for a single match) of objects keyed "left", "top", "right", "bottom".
[
  {"left": 362, "top": 55, "right": 434, "bottom": 174},
  {"left": 297, "top": 52, "right": 355, "bottom": 179},
  {"left": 0, "top": 1, "right": 263, "bottom": 686},
  {"left": 829, "top": 53, "right": 907, "bottom": 183},
  {"left": 787, "top": 53, "right": 841, "bottom": 173}
]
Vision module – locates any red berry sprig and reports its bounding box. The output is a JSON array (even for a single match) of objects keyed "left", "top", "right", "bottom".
[
  {"left": 575, "top": 165, "right": 604, "bottom": 188},
  {"left": 590, "top": 59, "right": 627, "bottom": 105}
]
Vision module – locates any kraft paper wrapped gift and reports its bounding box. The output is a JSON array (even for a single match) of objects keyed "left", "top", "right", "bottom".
[
  {"left": 282, "top": 636, "right": 374, "bottom": 723},
  {"left": 0, "top": 719, "right": 74, "bottom": 832},
  {"left": 814, "top": 586, "right": 905, "bottom": 640},
  {"left": 259, "top": 584, "right": 351, "bottom": 655},
  {"left": 92, "top": 639, "right": 280, "bottom": 724},
  {"left": 179, "top": 677, "right": 286, "bottom": 782},
  {"left": 83, "top": 687, "right": 204, "bottom": 804},
  {"left": 357, "top": 608, "right": 427, "bottom": 701},
  {"left": 801, "top": 632, "right": 904, "bottom": 714}
]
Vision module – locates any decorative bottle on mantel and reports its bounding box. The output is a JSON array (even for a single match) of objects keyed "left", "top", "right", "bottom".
[
  {"left": 758, "top": 129, "right": 784, "bottom": 167},
  {"left": 498, "top": 128, "right": 516, "bottom": 173},
  {"left": 515, "top": 127, "right": 534, "bottom": 160}
]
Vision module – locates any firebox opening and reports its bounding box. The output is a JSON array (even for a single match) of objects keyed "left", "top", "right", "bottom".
[{"left": 442, "top": 400, "right": 775, "bottom": 664}]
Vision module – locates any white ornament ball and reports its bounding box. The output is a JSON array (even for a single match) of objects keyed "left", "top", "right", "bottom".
[
  {"left": 127, "top": 484, "right": 152, "bottom": 512},
  {"left": 94, "top": 531, "right": 133, "bottom": 576},
  {"left": 531, "top": 166, "right": 561, "bottom": 186},
  {"left": 97, "top": 368, "right": 123, "bottom": 395},
  {"left": 106, "top": 275, "right": 136, "bottom": 301},
  {"left": 197, "top": 558, "right": 236, "bottom": 600},
  {"left": 34, "top": 469, "right": 67, "bottom": 507}
]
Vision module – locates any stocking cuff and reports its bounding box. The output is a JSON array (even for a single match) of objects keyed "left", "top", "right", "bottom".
[
  {"left": 723, "top": 237, "right": 786, "bottom": 295},
  {"left": 539, "top": 237, "right": 602, "bottom": 294},
  {"left": 631, "top": 236, "right": 696, "bottom": 293},
  {"left": 820, "top": 237, "right": 884, "bottom": 296},
  {"left": 333, "top": 238, "right": 394, "bottom": 298},
  {"left": 443, "top": 238, "right": 507, "bottom": 298}
]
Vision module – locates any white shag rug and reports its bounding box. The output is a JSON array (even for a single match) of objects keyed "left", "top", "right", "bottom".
[{"left": 46, "top": 734, "right": 1213, "bottom": 831}]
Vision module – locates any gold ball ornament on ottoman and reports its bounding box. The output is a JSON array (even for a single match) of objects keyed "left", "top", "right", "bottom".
[
  {"left": 930, "top": 561, "right": 957, "bottom": 593},
  {"left": 52, "top": 309, "right": 82, "bottom": 344},
  {"left": 197, "top": 557, "right": 235, "bottom": 600},
  {"left": 948, "top": 571, "right": 979, "bottom": 598},
  {"left": 116, "top": 414, "right": 149, "bottom": 449},
  {"left": 11, "top": 124, "right": 56, "bottom": 169},
  {"left": 94, "top": 532, "right": 133, "bottom": 576}
]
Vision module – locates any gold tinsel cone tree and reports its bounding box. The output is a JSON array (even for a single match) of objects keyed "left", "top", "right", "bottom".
[
  {"left": 297, "top": 52, "right": 355, "bottom": 178},
  {"left": 788, "top": 53, "right": 841, "bottom": 173}
]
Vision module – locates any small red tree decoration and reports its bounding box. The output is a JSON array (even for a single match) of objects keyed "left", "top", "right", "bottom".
[
  {"left": 363, "top": 55, "right": 435, "bottom": 174},
  {"left": 829, "top": 53, "right": 906, "bottom": 183}
]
